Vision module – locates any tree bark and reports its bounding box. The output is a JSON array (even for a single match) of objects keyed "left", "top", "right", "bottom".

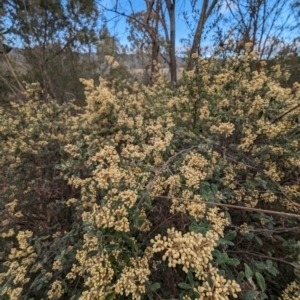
[
  {"left": 186, "top": 0, "right": 218, "bottom": 70},
  {"left": 143, "top": 0, "right": 160, "bottom": 85},
  {"left": 165, "top": 0, "right": 177, "bottom": 83}
]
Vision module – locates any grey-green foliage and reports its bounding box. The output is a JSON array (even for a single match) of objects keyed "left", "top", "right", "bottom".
[{"left": 1, "top": 0, "right": 100, "bottom": 105}]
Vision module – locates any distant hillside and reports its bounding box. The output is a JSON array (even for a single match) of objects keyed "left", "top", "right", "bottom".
[
  {"left": 1, "top": 47, "right": 185, "bottom": 73},
  {"left": 0, "top": 47, "right": 188, "bottom": 85}
]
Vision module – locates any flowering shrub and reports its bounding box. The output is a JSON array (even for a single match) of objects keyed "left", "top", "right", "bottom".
[
  {"left": 0, "top": 84, "right": 84, "bottom": 299},
  {"left": 0, "top": 47, "right": 300, "bottom": 299}
]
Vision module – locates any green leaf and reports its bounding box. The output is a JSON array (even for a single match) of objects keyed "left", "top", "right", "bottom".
[
  {"left": 216, "top": 253, "right": 228, "bottom": 265},
  {"left": 221, "top": 265, "right": 234, "bottom": 279},
  {"left": 258, "top": 111, "right": 264, "bottom": 119},
  {"left": 245, "top": 232, "right": 254, "bottom": 240},
  {"left": 245, "top": 263, "right": 253, "bottom": 278},
  {"left": 211, "top": 183, "right": 218, "bottom": 194},
  {"left": 189, "top": 224, "right": 207, "bottom": 235},
  {"left": 212, "top": 249, "right": 222, "bottom": 257},
  {"left": 254, "top": 236, "right": 263, "bottom": 245},
  {"left": 119, "top": 233, "right": 138, "bottom": 252},
  {"left": 274, "top": 235, "right": 285, "bottom": 242},
  {"left": 201, "top": 190, "right": 209, "bottom": 201},
  {"left": 225, "top": 210, "right": 232, "bottom": 224},
  {"left": 207, "top": 276, "right": 214, "bottom": 287},
  {"left": 255, "top": 272, "right": 266, "bottom": 291},
  {"left": 145, "top": 194, "right": 152, "bottom": 206},
  {"left": 35, "top": 240, "right": 41, "bottom": 255},
  {"left": 218, "top": 238, "right": 234, "bottom": 246},
  {"left": 200, "top": 181, "right": 210, "bottom": 188},
  {"left": 86, "top": 250, "right": 98, "bottom": 258},
  {"left": 260, "top": 292, "right": 268, "bottom": 299},
  {"left": 138, "top": 215, "right": 146, "bottom": 222},
  {"left": 36, "top": 283, "right": 44, "bottom": 291},
  {"left": 147, "top": 292, "right": 154, "bottom": 300},
  {"left": 254, "top": 261, "right": 266, "bottom": 270},
  {"left": 237, "top": 271, "right": 244, "bottom": 282},
  {"left": 150, "top": 283, "right": 160, "bottom": 291},
  {"left": 291, "top": 262, "right": 300, "bottom": 270},
  {"left": 266, "top": 260, "right": 272, "bottom": 268},
  {"left": 267, "top": 266, "right": 279, "bottom": 276},
  {"left": 225, "top": 231, "right": 237, "bottom": 241},
  {"left": 105, "top": 292, "right": 116, "bottom": 300},
  {"left": 187, "top": 271, "right": 194, "bottom": 284},
  {"left": 106, "top": 244, "right": 120, "bottom": 251},
  {"left": 108, "top": 255, "right": 118, "bottom": 267},
  {"left": 178, "top": 283, "right": 192, "bottom": 290},
  {"left": 225, "top": 258, "right": 240, "bottom": 266},
  {"left": 244, "top": 291, "right": 259, "bottom": 300},
  {"left": 122, "top": 251, "right": 130, "bottom": 264}
]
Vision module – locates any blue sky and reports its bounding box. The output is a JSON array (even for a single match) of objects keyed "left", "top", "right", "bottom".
[
  {"left": 99, "top": 0, "right": 231, "bottom": 54},
  {"left": 100, "top": 0, "right": 297, "bottom": 57},
  {"left": 3, "top": 0, "right": 298, "bottom": 57}
]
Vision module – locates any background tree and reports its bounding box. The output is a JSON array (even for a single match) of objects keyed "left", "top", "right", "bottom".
[
  {"left": 128, "top": 0, "right": 162, "bottom": 85},
  {"left": 218, "top": 0, "right": 295, "bottom": 59},
  {"left": 95, "top": 27, "right": 132, "bottom": 87},
  {"left": 159, "top": 0, "right": 177, "bottom": 82},
  {"left": 1, "top": 0, "right": 100, "bottom": 104},
  {"left": 183, "top": 0, "right": 221, "bottom": 70},
  {"left": 99, "top": 0, "right": 220, "bottom": 82}
]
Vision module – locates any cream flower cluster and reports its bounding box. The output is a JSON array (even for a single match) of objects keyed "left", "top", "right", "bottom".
[
  {"left": 206, "top": 207, "right": 230, "bottom": 237},
  {"left": 170, "top": 194, "right": 206, "bottom": 221},
  {"left": 210, "top": 122, "right": 235, "bottom": 137},
  {"left": 280, "top": 281, "right": 300, "bottom": 300},
  {"left": 195, "top": 268, "right": 241, "bottom": 300},
  {"left": 150, "top": 228, "right": 241, "bottom": 299},
  {"left": 115, "top": 257, "right": 151, "bottom": 300},
  {"left": 150, "top": 228, "right": 218, "bottom": 273},
  {"left": 70, "top": 234, "right": 115, "bottom": 300},
  {"left": 83, "top": 203, "right": 130, "bottom": 232},
  {"left": 180, "top": 152, "right": 209, "bottom": 188},
  {"left": 0, "top": 231, "right": 37, "bottom": 299},
  {"left": 137, "top": 208, "right": 152, "bottom": 232}
]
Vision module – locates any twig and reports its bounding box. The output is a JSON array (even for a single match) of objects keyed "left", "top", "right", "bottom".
[
  {"left": 247, "top": 100, "right": 300, "bottom": 151},
  {"left": 227, "top": 250, "right": 296, "bottom": 267},
  {"left": 1, "top": 48, "right": 25, "bottom": 95},
  {"left": 136, "top": 146, "right": 198, "bottom": 208},
  {"left": 45, "top": 36, "right": 77, "bottom": 63},
  {"left": 229, "top": 225, "right": 300, "bottom": 233},
  {"left": 271, "top": 103, "right": 300, "bottom": 125},
  {"left": 217, "top": 143, "right": 300, "bottom": 210},
  {"left": 145, "top": 212, "right": 181, "bottom": 242},
  {"left": 152, "top": 195, "right": 300, "bottom": 219},
  {"left": 152, "top": 289, "right": 179, "bottom": 300}
]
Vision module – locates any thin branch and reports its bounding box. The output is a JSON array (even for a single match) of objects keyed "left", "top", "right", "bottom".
[
  {"left": 205, "top": 0, "right": 218, "bottom": 20},
  {"left": 144, "top": 212, "right": 181, "bottom": 244},
  {"left": 136, "top": 146, "right": 198, "bottom": 208},
  {"left": 160, "top": 1, "right": 170, "bottom": 43},
  {"left": 45, "top": 35, "right": 76, "bottom": 62},
  {"left": 152, "top": 289, "right": 179, "bottom": 300},
  {"left": 160, "top": 52, "right": 170, "bottom": 65},
  {"left": 271, "top": 103, "right": 300, "bottom": 125},
  {"left": 97, "top": 2, "right": 146, "bottom": 31},
  {"left": 227, "top": 250, "right": 296, "bottom": 267},
  {"left": 1, "top": 49, "right": 25, "bottom": 94},
  {"left": 216, "top": 142, "right": 300, "bottom": 214},
  {"left": 228, "top": 225, "right": 300, "bottom": 234},
  {"left": 152, "top": 195, "right": 300, "bottom": 219}
]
